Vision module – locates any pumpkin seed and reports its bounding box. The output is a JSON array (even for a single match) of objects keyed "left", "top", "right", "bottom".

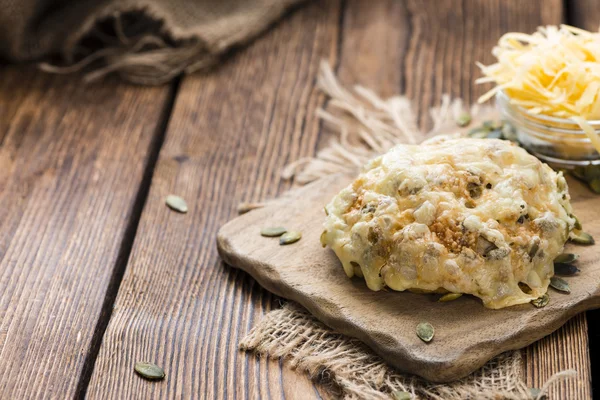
[
  {"left": 320, "top": 230, "right": 327, "bottom": 248},
  {"left": 477, "top": 236, "right": 498, "bottom": 257},
  {"left": 165, "top": 195, "right": 188, "bottom": 213},
  {"left": 584, "top": 164, "right": 600, "bottom": 180},
  {"left": 455, "top": 112, "right": 472, "bottom": 127},
  {"left": 280, "top": 231, "right": 302, "bottom": 245},
  {"left": 486, "top": 129, "right": 503, "bottom": 139},
  {"left": 362, "top": 204, "right": 377, "bottom": 214},
  {"left": 570, "top": 214, "right": 582, "bottom": 230},
  {"left": 572, "top": 168, "right": 585, "bottom": 180},
  {"left": 553, "top": 253, "right": 579, "bottom": 264},
  {"left": 439, "top": 293, "right": 462, "bottom": 302},
  {"left": 134, "top": 362, "right": 165, "bottom": 380},
  {"left": 467, "top": 182, "right": 482, "bottom": 199},
  {"left": 590, "top": 178, "right": 600, "bottom": 194},
  {"left": 549, "top": 276, "right": 571, "bottom": 293},
  {"left": 260, "top": 226, "right": 287, "bottom": 237},
  {"left": 531, "top": 293, "right": 549, "bottom": 308},
  {"left": 416, "top": 322, "right": 434, "bottom": 343},
  {"left": 554, "top": 263, "right": 580, "bottom": 276},
  {"left": 570, "top": 231, "right": 595, "bottom": 245},
  {"left": 528, "top": 237, "right": 540, "bottom": 259},
  {"left": 468, "top": 127, "right": 490, "bottom": 138},
  {"left": 483, "top": 120, "right": 501, "bottom": 130},
  {"left": 529, "top": 387, "right": 542, "bottom": 399},
  {"left": 502, "top": 122, "right": 518, "bottom": 141},
  {"left": 392, "top": 391, "right": 412, "bottom": 400},
  {"left": 519, "top": 282, "right": 533, "bottom": 295}
]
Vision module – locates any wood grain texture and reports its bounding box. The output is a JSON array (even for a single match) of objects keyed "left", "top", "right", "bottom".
[
  {"left": 85, "top": 2, "right": 341, "bottom": 399},
  {"left": 316, "top": 0, "right": 563, "bottom": 145},
  {"left": 568, "top": 1, "right": 600, "bottom": 394},
  {"left": 319, "top": 0, "right": 565, "bottom": 156},
  {"left": 85, "top": 0, "right": 593, "bottom": 399},
  {"left": 0, "top": 68, "right": 170, "bottom": 398},
  {"left": 568, "top": 0, "right": 600, "bottom": 31},
  {"left": 217, "top": 173, "right": 600, "bottom": 382},
  {"left": 401, "top": 0, "right": 563, "bottom": 130}
]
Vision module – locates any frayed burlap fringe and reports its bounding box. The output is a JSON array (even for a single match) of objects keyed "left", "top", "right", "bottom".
[
  {"left": 239, "top": 61, "right": 494, "bottom": 214},
  {"left": 240, "top": 303, "right": 576, "bottom": 400},
  {"left": 281, "top": 61, "right": 498, "bottom": 185}
]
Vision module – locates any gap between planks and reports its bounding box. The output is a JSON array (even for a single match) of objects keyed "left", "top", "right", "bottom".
[{"left": 74, "top": 77, "right": 182, "bottom": 398}]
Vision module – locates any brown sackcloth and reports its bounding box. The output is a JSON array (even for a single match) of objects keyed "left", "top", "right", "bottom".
[
  {"left": 240, "top": 303, "right": 575, "bottom": 400},
  {"left": 0, "top": 0, "right": 304, "bottom": 84},
  {"left": 238, "top": 62, "right": 578, "bottom": 399}
]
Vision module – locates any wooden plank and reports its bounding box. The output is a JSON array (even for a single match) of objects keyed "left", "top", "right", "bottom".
[
  {"left": 525, "top": 313, "right": 592, "bottom": 399},
  {"left": 336, "top": 0, "right": 408, "bottom": 97},
  {"left": 574, "top": 1, "right": 600, "bottom": 395},
  {"left": 401, "top": 0, "right": 564, "bottom": 130},
  {"left": 324, "top": 0, "right": 565, "bottom": 140},
  {"left": 568, "top": 0, "right": 600, "bottom": 31},
  {"left": 568, "top": 1, "right": 600, "bottom": 395},
  {"left": 88, "top": 0, "right": 590, "bottom": 399},
  {"left": 85, "top": 2, "right": 342, "bottom": 399},
  {"left": 0, "top": 68, "right": 172, "bottom": 398}
]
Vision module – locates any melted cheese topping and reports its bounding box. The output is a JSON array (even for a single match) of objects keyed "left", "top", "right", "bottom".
[{"left": 322, "top": 138, "right": 576, "bottom": 309}]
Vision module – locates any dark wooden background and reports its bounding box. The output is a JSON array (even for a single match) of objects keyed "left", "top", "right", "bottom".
[{"left": 0, "top": 1, "right": 598, "bottom": 399}]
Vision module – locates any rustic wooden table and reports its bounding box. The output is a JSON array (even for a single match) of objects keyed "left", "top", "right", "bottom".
[{"left": 1, "top": 1, "right": 598, "bottom": 399}]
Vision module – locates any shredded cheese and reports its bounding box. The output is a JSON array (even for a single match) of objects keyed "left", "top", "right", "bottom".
[{"left": 477, "top": 25, "right": 600, "bottom": 154}]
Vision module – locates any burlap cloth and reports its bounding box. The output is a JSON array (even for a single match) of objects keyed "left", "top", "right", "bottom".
[
  {"left": 238, "top": 62, "right": 578, "bottom": 399},
  {"left": 0, "top": 0, "right": 304, "bottom": 84}
]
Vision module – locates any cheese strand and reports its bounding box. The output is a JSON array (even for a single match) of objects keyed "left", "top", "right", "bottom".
[{"left": 573, "top": 117, "right": 600, "bottom": 154}]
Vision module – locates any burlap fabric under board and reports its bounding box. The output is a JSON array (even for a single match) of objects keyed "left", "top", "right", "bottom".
[
  {"left": 0, "top": 0, "right": 305, "bottom": 84},
  {"left": 240, "top": 303, "right": 575, "bottom": 400},
  {"left": 238, "top": 62, "right": 578, "bottom": 399}
]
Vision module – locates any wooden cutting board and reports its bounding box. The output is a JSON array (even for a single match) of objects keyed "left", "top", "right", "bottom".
[{"left": 217, "top": 173, "right": 600, "bottom": 382}]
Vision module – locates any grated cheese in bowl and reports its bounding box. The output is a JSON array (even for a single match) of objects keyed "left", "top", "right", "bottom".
[{"left": 477, "top": 25, "right": 600, "bottom": 155}]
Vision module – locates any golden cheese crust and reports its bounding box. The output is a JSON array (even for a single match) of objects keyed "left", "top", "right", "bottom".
[{"left": 322, "top": 138, "right": 576, "bottom": 309}]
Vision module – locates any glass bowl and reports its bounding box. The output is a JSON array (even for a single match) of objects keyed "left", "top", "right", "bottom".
[{"left": 496, "top": 90, "right": 600, "bottom": 168}]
